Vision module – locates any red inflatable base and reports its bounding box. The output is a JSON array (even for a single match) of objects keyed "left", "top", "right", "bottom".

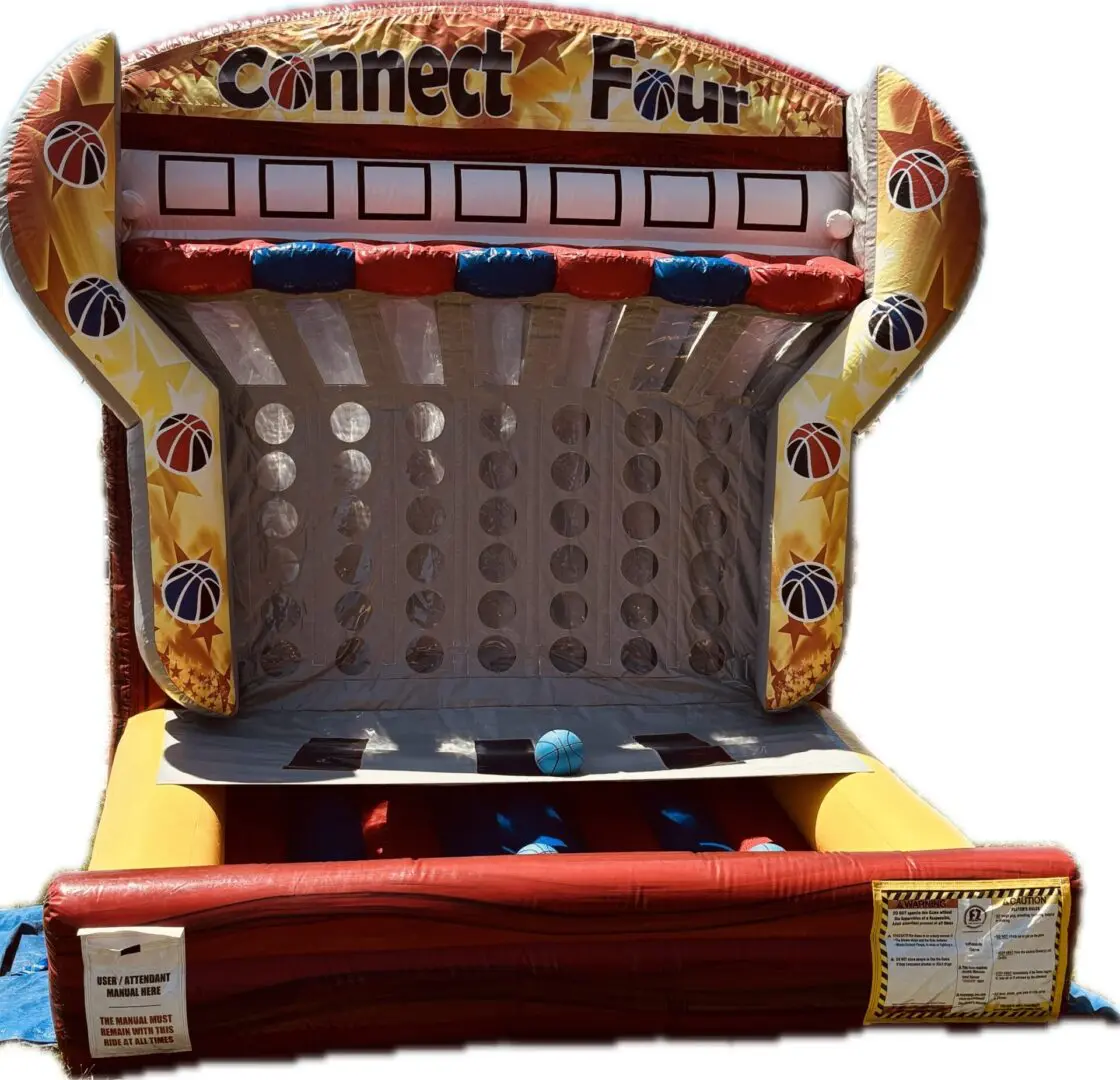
[{"left": 46, "top": 846, "right": 1079, "bottom": 1072}]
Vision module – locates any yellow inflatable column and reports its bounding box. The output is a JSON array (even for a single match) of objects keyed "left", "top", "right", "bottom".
[{"left": 89, "top": 710, "right": 225, "bottom": 870}]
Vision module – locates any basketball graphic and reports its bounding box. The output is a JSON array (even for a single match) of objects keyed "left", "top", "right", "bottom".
[
  {"left": 785, "top": 422, "right": 843, "bottom": 480},
  {"left": 43, "top": 121, "right": 107, "bottom": 188},
  {"left": 633, "top": 69, "right": 675, "bottom": 121},
  {"left": 162, "top": 560, "right": 222, "bottom": 624},
  {"left": 887, "top": 149, "right": 949, "bottom": 211},
  {"left": 64, "top": 277, "right": 126, "bottom": 338},
  {"left": 155, "top": 413, "right": 214, "bottom": 474},
  {"left": 868, "top": 293, "right": 927, "bottom": 352},
  {"left": 778, "top": 562, "right": 837, "bottom": 623},
  {"left": 267, "top": 54, "right": 314, "bottom": 110}
]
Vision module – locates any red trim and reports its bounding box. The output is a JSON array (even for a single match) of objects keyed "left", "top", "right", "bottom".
[
  {"left": 342, "top": 241, "right": 466, "bottom": 295},
  {"left": 45, "top": 846, "right": 1078, "bottom": 1069},
  {"left": 121, "top": 238, "right": 265, "bottom": 294},
  {"left": 121, "top": 240, "right": 865, "bottom": 314},
  {"left": 121, "top": 113, "right": 848, "bottom": 172},
  {"left": 725, "top": 253, "right": 865, "bottom": 314},
  {"left": 545, "top": 245, "right": 657, "bottom": 299}
]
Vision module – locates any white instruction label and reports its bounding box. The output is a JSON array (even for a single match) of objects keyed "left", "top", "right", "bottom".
[
  {"left": 79, "top": 926, "right": 191, "bottom": 1058},
  {"left": 866, "top": 878, "right": 1070, "bottom": 1024}
]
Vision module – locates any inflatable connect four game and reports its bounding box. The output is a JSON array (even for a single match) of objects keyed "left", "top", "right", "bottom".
[{"left": 0, "top": 3, "right": 1107, "bottom": 1071}]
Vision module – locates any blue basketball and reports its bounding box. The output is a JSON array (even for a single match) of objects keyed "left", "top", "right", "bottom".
[
  {"left": 517, "top": 842, "right": 559, "bottom": 855},
  {"left": 534, "top": 729, "right": 584, "bottom": 776},
  {"left": 778, "top": 561, "right": 837, "bottom": 623},
  {"left": 868, "top": 293, "right": 927, "bottom": 352},
  {"left": 65, "top": 276, "right": 126, "bottom": 337},
  {"left": 748, "top": 842, "right": 786, "bottom": 853},
  {"left": 633, "top": 68, "right": 675, "bottom": 121},
  {"left": 162, "top": 559, "right": 222, "bottom": 624}
]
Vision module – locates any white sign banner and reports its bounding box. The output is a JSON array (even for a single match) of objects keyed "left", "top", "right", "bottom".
[
  {"left": 866, "top": 878, "right": 1071, "bottom": 1024},
  {"left": 79, "top": 926, "right": 191, "bottom": 1058}
]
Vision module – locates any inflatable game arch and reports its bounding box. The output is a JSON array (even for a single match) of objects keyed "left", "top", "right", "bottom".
[{"left": 0, "top": 2, "right": 1106, "bottom": 1071}]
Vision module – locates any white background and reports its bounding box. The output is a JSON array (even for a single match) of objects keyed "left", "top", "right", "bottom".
[{"left": 1, "top": 1, "right": 1117, "bottom": 1076}]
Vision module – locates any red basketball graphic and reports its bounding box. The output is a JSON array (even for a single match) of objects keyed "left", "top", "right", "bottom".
[
  {"left": 43, "top": 121, "right": 107, "bottom": 188},
  {"left": 887, "top": 149, "right": 949, "bottom": 211},
  {"left": 267, "top": 54, "right": 314, "bottom": 111},
  {"left": 156, "top": 413, "right": 214, "bottom": 474},
  {"left": 785, "top": 422, "right": 842, "bottom": 480}
]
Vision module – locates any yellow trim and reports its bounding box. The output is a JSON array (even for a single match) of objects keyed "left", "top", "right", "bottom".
[
  {"left": 865, "top": 877, "right": 1072, "bottom": 1024},
  {"left": 768, "top": 753, "right": 971, "bottom": 852},
  {"left": 88, "top": 710, "right": 225, "bottom": 871}
]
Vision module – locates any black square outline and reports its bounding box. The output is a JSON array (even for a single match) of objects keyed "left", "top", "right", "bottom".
[
  {"left": 549, "top": 167, "right": 623, "bottom": 227},
  {"left": 284, "top": 737, "right": 367, "bottom": 771},
  {"left": 157, "top": 154, "right": 236, "bottom": 217},
  {"left": 454, "top": 164, "right": 528, "bottom": 224},
  {"left": 737, "top": 172, "right": 809, "bottom": 232},
  {"left": 643, "top": 170, "right": 716, "bottom": 229},
  {"left": 259, "top": 158, "right": 335, "bottom": 220},
  {"left": 633, "top": 732, "right": 733, "bottom": 770},
  {"left": 474, "top": 738, "right": 538, "bottom": 776},
  {"left": 357, "top": 161, "right": 432, "bottom": 221}
]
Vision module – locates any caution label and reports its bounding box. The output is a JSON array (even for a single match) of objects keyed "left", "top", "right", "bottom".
[
  {"left": 79, "top": 926, "right": 191, "bottom": 1058},
  {"left": 866, "top": 877, "right": 1071, "bottom": 1024}
]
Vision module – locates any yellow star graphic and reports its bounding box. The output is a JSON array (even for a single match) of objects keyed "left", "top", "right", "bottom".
[
  {"left": 147, "top": 465, "right": 199, "bottom": 517},
  {"left": 801, "top": 470, "right": 849, "bottom": 521},
  {"left": 132, "top": 331, "right": 192, "bottom": 419}
]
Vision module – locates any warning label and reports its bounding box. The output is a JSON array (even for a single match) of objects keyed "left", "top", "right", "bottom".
[
  {"left": 79, "top": 926, "right": 191, "bottom": 1058},
  {"left": 866, "top": 878, "right": 1071, "bottom": 1024}
]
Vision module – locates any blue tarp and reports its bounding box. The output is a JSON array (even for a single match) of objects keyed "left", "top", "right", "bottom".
[
  {"left": 1068, "top": 981, "right": 1119, "bottom": 1021},
  {"left": 0, "top": 905, "right": 54, "bottom": 1044}
]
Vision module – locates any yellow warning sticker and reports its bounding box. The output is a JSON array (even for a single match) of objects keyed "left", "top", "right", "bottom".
[{"left": 866, "top": 877, "right": 1071, "bottom": 1024}]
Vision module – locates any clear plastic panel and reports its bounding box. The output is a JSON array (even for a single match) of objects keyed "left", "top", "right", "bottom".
[
  {"left": 149, "top": 289, "right": 842, "bottom": 713},
  {"left": 286, "top": 297, "right": 365, "bottom": 385},
  {"left": 558, "top": 301, "right": 614, "bottom": 388},
  {"left": 704, "top": 316, "right": 804, "bottom": 399},
  {"left": 188, "top": 301, "right": 285, "bottom": 385},
  {"left": 379, "top": 298, "right": 445, "bottom": 385},
  {"left": 630, "top": 306, "right": 716, "bottom": 392},
  {"left": 472, "top": 301, "right": 526, "bottom": 386}
]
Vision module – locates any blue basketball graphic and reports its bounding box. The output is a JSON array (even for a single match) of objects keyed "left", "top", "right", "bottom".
[
  {"left": 633, "top": 68, "right": 675, "bottom": 121},
  {"left": 516, "top": 842, "right": 560, "bottom": 855},
  {"left": 778, "top": 562, "right": 837, "bottom": 623},
  {"left": 748, "top": 842, "right": 786, "bottom": 852},
  {"left": 534, "top": 729, "right": 584, "bottom": 776},
  {"left": 65, "top": 277, "right": 126, "bottom": 338},
  {"left": 868, "top": 293, "right": 927, "bottom": 352},
  {"left": 162, "top": 560, "right": 222, "bottom": 624}
]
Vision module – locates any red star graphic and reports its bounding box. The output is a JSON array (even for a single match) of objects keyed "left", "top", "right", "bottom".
[
  {"left": 788, "top": 545, "right": 829, "bottom": 567},
  {"left": 47, "top": 61, "right": 114, "bottom": 134},
  {"left": 515, "top": 20, "right": 577, "bottom": 74},
  {"left": 880, "top": 99, "right": 965, "bottom": 223},
  {"left": 779, "top": 618, "right": 814, "bottom": 652},
  {"left": 880, "top": 98, "right": 962, "bottom": 163},
  {"left": 423, "top": 13, "right": 491, "bottom": 54},
  {"left": 191, "top": 618, "right": 224, "bottom": 654}
]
